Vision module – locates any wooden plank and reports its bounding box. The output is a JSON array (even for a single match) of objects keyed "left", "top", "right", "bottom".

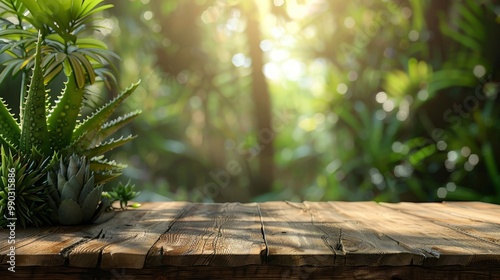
[
  {"left": 434, "top": 202, "right": 500, "bottom": 226},
  {"left": 303, "top": 201, "right": 420, "bottom": 266},
  {"left": 328, "top": 202, "right": 500, "bottom": 266},
  {"left": 259, "top": 201, "right": 337, "bottom": 266},
  {"left": 70, "top": 201, "right": 190, "bottom": 269},
  {"left": 381, "top": 202, "right": 500, "bottom": 245},
  {"left": 0, "top": 202, "right": 185, "bottom": 267},
  {"left": 0, "top": 227, "right": 59, "bottom": 254},
  {"left": 0, "top": 202, "right": 118, "bottom": 259},
  {"left": 389, "top": 202, "right": 500, "bottom": 227},
  {"left": 3, "top": 264, "right": 500, "bottom": 280},
  {"left": 1, "top": 227, "right": 78, "bottom": 266},
  {"left": 146, "top": 202, "right": 266, "bottom": 267},
  {"left": 0, "top": 211, "right": 114, "bottom": 267},
  {"left": 2, "top": 201, "right": 500, "bottom": 274},
  {"left": 445, "top": 201, "right": 500, "bottom": 211},
  {"left": 0, "top": 209, "right": 118, "bottom": 263},
  {"left": 0, "top": 208, "right": 123, "bottom": 266}
]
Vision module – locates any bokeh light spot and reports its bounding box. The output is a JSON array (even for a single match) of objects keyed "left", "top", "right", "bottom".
[
  {"left": 437, "top": 187, "right": 447, "bottom": 198},
  {"left": 376, "top": 91, "right": 387, "bottom": 103},
  {"left": 473, "top": 65, "right": 486, "bottom": 77},
  {"left": 344, "top": 17, "right": 355, "bottom": 29},
  {"left": 336, "top": 83, "right": 348, "bottom": 95}
]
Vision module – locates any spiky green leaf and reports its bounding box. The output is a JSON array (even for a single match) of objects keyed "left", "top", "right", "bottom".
[
  {"left": 0, "top": 136, "right": 16, "bottom": 151},
  {"left": 47, "top": 72, "right": 85, "bottom": 150},
  {"left": 94, "top": 110, "right": 141, "bottom": 144},
  {"left": 20, "top": 31, "right": 49, "bottom": 155},
  {"left": 90, "top": 158, "right": 126, "bottom": 173},
  {"left": 0, "top": 146, "right": 54, "bottom": 228},
  {"left": 83, "top": 135, "right": 136, "bottom": 158},
  {"left": 94, "top": 171, "right": 121, "bottom": 185},
  {"left": 70, "top": 81, "right": 140, "bottom": 151},
  {"left": 0, "top": 98, "right": 20, "bottom": 147}
]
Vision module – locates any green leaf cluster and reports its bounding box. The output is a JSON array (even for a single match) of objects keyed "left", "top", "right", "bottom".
[
  {"left": 47, "top": 154, "right": 108, "bottom": 225},
  {"left": 0, "top": 0, "right": 141, "bottom": 185},
  {"left": 103, "top": 180, "right": 140, "bottom": 210},
  {"left": 0, "top": 0, "right": 141, "bottom": 226},
  {"left": 0, "top": 146, "right": 54, "bottom": 228},
  {"left": 0, "top": 0, "right": 117, "bottom": 88}
]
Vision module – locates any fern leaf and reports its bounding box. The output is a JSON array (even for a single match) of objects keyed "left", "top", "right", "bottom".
[
  {"left": 70, "top": 81, "right": 140, "bottom": 151},
  {"left": 0, "top": 97, "right": 20, "bottom": 147},
  {"left": 20, "top": 31, "right": 49, "bottom": 155},
  {"left": 458, "top": 3, "right": 485, "bottom": 41},
  {"left": 47, "top": 71, "right": 85, "bottom": 151},
  {"left": 82, "top": 135, "right": 137, "bottom": 158}
]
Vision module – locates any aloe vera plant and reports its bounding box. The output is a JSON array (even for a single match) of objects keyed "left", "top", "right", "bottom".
[
  {"left": 0, "top": 0, "right": 140, "bottom": 184},
  {"left": 0, "top": 0, "right": 140, "bottom": 227}
]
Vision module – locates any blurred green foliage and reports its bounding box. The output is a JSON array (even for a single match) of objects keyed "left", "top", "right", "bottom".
[{"left": 30, "top": 0, "right": 499, "bottom": 203}]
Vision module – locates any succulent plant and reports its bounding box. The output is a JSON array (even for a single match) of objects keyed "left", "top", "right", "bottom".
[
  {"left": 47, "top": 154, "right": 109, "bottom": 226},
  {"left": 0, "top": 0, "right": 141, "bottom": 185},
  {"left": 0, "top": 146, "right": 55, "bottom": 228},
  {"left": 104, "top": 180, "right": 141, "bottom": 210}
]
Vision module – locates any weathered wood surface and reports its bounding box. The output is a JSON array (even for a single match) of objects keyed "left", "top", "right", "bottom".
[{"left": 1, "top": 201, "right": 500, "bottom": 279}]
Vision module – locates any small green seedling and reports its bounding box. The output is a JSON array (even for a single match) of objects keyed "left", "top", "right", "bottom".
[{"left": 103, "top": 180, "right": 141, "bottom": 210}]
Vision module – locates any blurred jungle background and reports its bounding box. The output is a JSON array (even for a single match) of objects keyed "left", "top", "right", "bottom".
[{"left": 2, "top": 0, "right": 500, "bottom": 203}]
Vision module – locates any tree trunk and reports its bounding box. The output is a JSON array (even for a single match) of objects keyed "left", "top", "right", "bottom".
[{"left": 245, "top": 2, "right": 274, "bottom": 197}]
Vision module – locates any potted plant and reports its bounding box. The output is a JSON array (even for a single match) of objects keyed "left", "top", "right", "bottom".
[{"left": 0, "top": 0, "right": 140, "bottom": 227}]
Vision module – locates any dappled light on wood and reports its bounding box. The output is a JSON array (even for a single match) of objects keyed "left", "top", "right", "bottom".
[{"left": 1, "top": 201, "right": 500, "bottom": 278}]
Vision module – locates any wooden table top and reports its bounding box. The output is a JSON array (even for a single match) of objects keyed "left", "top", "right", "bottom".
[{"left": 1, "top": 201, "right": 500, "bottom": 279}]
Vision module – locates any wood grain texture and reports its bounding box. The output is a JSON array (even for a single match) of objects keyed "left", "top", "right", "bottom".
[
  {"left": 259, "top": 201, "right": 337, "bottom": 266},
  {"left": 146, "top": 202, "right": 266, "bottom": 267},
  {"left": 71, "top": 201, "right": 190, "bottom": 268},
  {"left": 445, "top": 201, "right": 500, "bottom": 211},
  {"left": 1, "top": 201, "right": 500, "bottom": 279},
  {"left": 438, "top": 202, "right": 500, "bottom": 226},
  {"left": 2, "top": 264, "right": 500, "bottom": 280},
  {"left": 381, "top": 202, "right": 500, "bottom": 247},
  {"left": 328, "top": 201, "right": 500, "bottom": 266},
  {"left": 303, "top": 201, "right": 418, "bottom": 266},
  {"left": 0, "top": 212, "right": 116, "bottom": 267},
  {"left": 0, "top": 227, "right": 62, "bottom": 265}
]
